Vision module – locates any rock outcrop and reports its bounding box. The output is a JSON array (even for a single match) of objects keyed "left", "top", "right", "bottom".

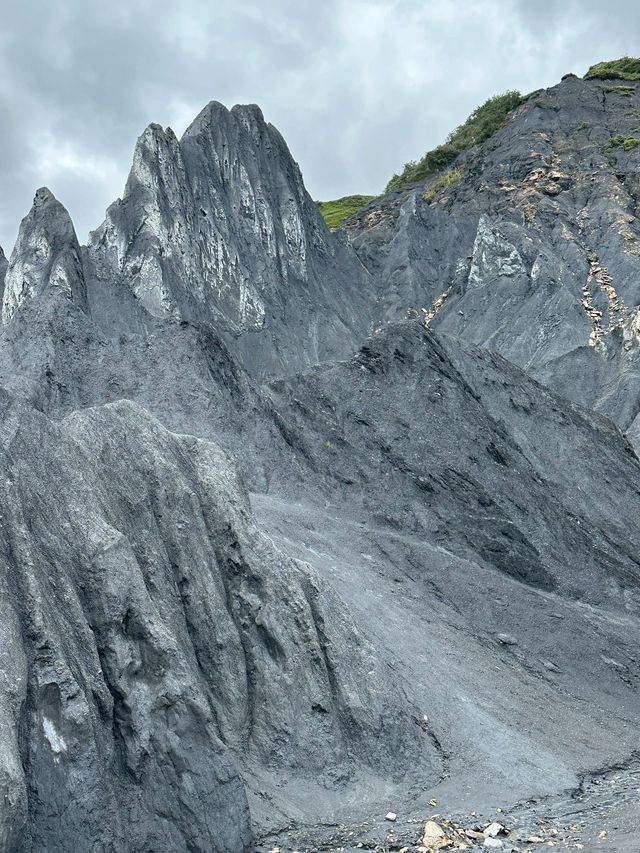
[
  {"left": 2, "top": 188, "right": 87, "bottom": 322},
  {"left": 0, "top": 246, "right": 7, "bottom": 304},
  {"left": 2, "top": 76, "right": 640, "bottom": 852},
  {"left": 85, "top": 103, "right": 371, "bottom": 377},
  {"left": 0, "top": 393, "right": 429, "bottom": 851},
  {"left": 267, "top": 320, "right": 640, "bottom": 607},
  {"left": 344, "top": 74, "right": 640, "bottom": 443}
]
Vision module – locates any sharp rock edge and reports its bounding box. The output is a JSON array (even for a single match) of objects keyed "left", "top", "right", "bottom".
[
  {"left": 2, "top": 188, "right": 87, "bottom": 323},
  {"left": 84, "top": 101, "right": 372, "bottom": 378},
  {"left": 1, "top": 80, "right": 640, "bottom": 853}
]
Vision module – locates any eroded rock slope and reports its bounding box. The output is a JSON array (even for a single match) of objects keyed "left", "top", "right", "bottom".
[
  {"left": 345, "top": 72, "right": 640, "bottom": 442},
  {"left": 1, "top": 78, "right": 640, "bottom": 852},
  {"left": 0, "top": 394, "right": 428, "bottom": 852}
]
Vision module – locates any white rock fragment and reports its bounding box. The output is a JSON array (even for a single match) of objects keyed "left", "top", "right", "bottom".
[
  {"left": 422, "top": 820, "right": 445, "bottom": 844},
  {"left": 484, "top": 822, "right": 505, "bottom": 837},
  {"left": 385, "top": 811, "right": 397, "bottom": 822},
  {"left": 42, "top": 718, "right": 67, "bottom": 754}
]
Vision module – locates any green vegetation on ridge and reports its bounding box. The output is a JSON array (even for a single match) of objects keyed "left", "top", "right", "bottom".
[
  {"left": 585, "top": 57, "right": 640, "bottom": 81},
  {"left": 423, "top": 168, "right": 463, "bottom": 202},
  {"left": 316, "top": 195, "right": 375, "bottom": 229},
  {"left": 386, "top": 90, "right": 524, "bottom": 193},
  {"left": 603, "top": 134, "right": 640, "bottom": 153},
  {"left": 600, "top": 84, "right": 635, "bottom": 96}
]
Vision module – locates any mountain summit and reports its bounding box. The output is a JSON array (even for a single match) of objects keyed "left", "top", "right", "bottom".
[
  {"left": 2, "top": 188, "right": 86, "bottom": 322},
  {"left": 1, "top": 65, "right": 640, "bottom": 852},
  {"left": 85, "top": 101, "right": 371, "bottom": 377}
]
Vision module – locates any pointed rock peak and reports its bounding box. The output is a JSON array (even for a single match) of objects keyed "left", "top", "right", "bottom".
[
  {"left": 33, "top": 185, "right": 57, "bottom": 206},
  {"left": 2, "top": 188, "right": 86, "bottom": 322},
  {"left": 182, "top": 101, "right": 268, "bottom": 142},
  {"left": 131, "top": 123, "right": 181, "bottom": 165},
  {"left": 138, "top": 122, "right": 173, "bottom": 147},
  {"left": 126, "top": 122, "right": 184, "bottom": 193},
  {"left": 230, "top": 102, "right": 265, "bottom": 124},
  {"left": 182, "top": 100, "right": 230, "bottom": 136}
]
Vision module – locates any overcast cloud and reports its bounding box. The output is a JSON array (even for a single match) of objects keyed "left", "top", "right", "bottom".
[{"left": 1, "top": 0, "right": 640, "bottom": 250}]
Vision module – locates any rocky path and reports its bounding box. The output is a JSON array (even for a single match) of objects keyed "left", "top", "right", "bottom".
[{"left": 257, "top": 757, "right": 640, "bottom": 852}]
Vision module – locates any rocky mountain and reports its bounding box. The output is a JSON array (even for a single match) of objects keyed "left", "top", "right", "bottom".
[
  {"left": 2, "top": 188, "right": 86, "bottom": 321},
  {"left": 84, "top": 102, "right": 372, "bottom": 377},
  {"left": 345, "top": 70, "right": 640, "bottom": 446},
  {"left": 0, "top": 392, "right": 428, "bottom": 852},
  {"left": 1, "top": 61, "right": 640, "bottom": 852}
]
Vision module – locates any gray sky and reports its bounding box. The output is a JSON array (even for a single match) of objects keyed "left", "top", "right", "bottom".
[{"left": 1, "top": 0, "right": 639, "bottom": 251}]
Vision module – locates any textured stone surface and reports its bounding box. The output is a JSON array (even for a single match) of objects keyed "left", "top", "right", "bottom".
[
  {"left": 0, "top": 246, "right": 7, "bottom": 304},
  {"left": 1, "top": 80, "right": 640, "bottom": 851},
  {"left": 345, "top": 74, "right": 640, "bottom": 443},
  {"left": 0, "top": 393, "right": 427, "bottom": 851},
  {"left": 266, "top": 321, "right": 640, "bottom": 609},
  {"left": 2, "top": 188, "right": 86, "bottom": 322},
  {"left": 85, "top": 102, "right": 372, "bottom": 377}
]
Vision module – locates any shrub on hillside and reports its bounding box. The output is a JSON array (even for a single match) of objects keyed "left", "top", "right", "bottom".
[
  {"left": 386, "top": 90, "right": 524, "bottom": 192},
  {"left": 585, "top": 57, "right": 640, "bottom": 81}
]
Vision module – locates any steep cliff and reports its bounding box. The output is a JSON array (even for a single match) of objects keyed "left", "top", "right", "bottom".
[
  {"left": 85, "top": 103, "right": 371, "bottom": 377},
  {"left": 0, "top": 394, "right": 430, "bottom": 851},
  {"left": 0, "top": 246, "right": 7, "bottom": 304},
  {"left": 2, "top": 188, "right": 87, "bottom": 322},
  {"left": 345, "top": 73, "right": 640, "bottom": 442},
  {"left": 2, "top": 73, "right": 640, "bottom": 852}
]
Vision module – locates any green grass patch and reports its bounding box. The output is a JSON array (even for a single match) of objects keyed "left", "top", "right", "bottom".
[
  {"left": 316, "top": 195, "right": 375, "bottom": 230},
  {"left": 603, "top": 134, "right": 640, "bottom": 153},
  {"left": 386, "top": 90, "right": 524, "bottom": 193},
  {"left": 422, "top": 168, "right": 463, "bottom": 202},
  {"left": 601, "top": 84, "right": 635, "bottom": 96},
  {"left": 585, "top": 57, "right": 640, "bottom": 81}
]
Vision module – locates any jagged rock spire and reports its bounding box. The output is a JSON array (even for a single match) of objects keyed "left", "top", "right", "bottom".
[
  {"left": 86, "top": 102, "right": 371, "bottom": 377},
  {"left": 2, "top": 188, "right": 87, "bottom": 322}
]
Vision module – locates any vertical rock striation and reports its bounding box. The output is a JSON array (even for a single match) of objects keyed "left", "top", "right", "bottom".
[
  {"left": 0, "top": 245, "right": 8, "bottom": 305},
  {"left": 0, "top": 395, "right": 431, "bottom": 851},
  {"left": 2, "top": 188, "right": 87, "bottom": 322},
  {"left": 345, "top": 73, "right": 640, "bottom": 442},
  {"left": 86, "top": 103, "right": 371, "bottom": 377}
]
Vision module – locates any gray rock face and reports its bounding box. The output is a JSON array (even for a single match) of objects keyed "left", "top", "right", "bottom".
[
  {"left": 0, "top": 293, "right": 292, "bottom": 491},
  {"left": 0, "top": 393, "right": 428, "bottom": 851},
  {"left": 257, "top": 321, "right": 640, "bottom": 841},
  {"left": 2, "top": 188, "right": 87, "bottom": 322},
  {"left": 2, "top": 78, "right": 640, "bottom": 851},
  {"left": 345, "top": 74, "right": 640, "bottom": 442},
  {"left": 267, "top": 321, "right": 640, "bottom": 608},
  {"left": 0, "top": 246, "right": 7, "bottom": 304},
  {"left": 86, "top": 103, "right": 371, "bottom": 377}
]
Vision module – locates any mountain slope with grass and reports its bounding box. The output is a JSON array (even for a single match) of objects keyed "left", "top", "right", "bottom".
[
  {"left": 345, "top": 63, "right": 640, "bottom": 448},
  {"left": 1, "top": 60, "right": 640, "bottom": 853}
]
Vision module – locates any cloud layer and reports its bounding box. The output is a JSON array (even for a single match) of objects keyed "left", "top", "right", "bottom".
[{"left": 1, "top": 0, "right": 639, "bottom": 250}]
